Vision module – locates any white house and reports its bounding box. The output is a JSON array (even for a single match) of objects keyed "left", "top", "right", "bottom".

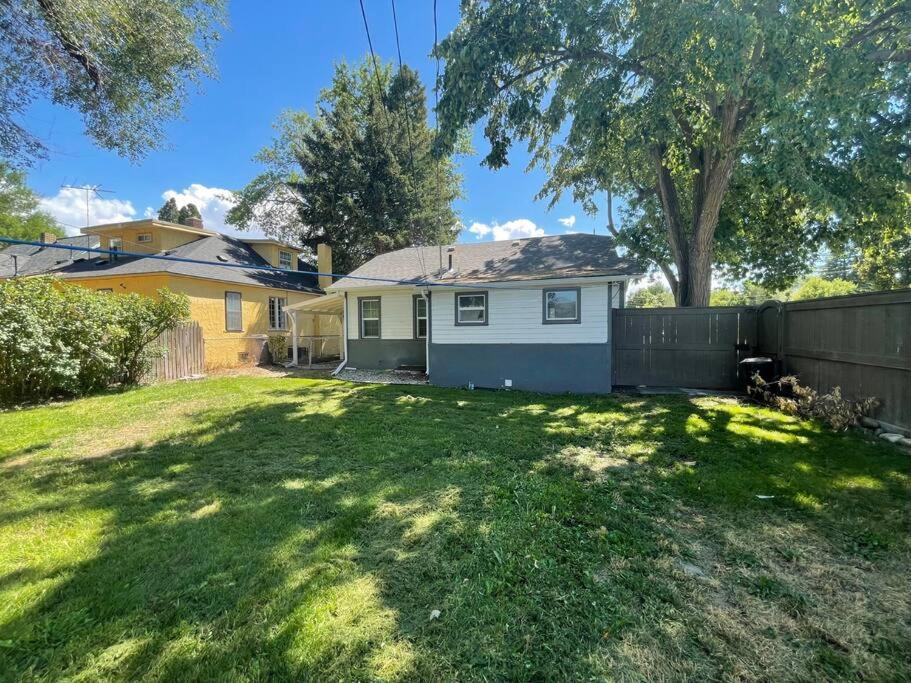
[{"left": 285, "top": 234, "right": 642, "bottom": 393}]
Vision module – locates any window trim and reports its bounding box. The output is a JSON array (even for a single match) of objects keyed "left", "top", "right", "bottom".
[
  {"left": 278, "top": 249, "right": 293, "bottom": 269},
  {"left": 542, "top": 287, "right": 582, "bottom": 324},
  {"left": 268, "top": 296, "right": 287, "bottom": 331},
  {"left": 136, "top": 233, "right": 152, "bottom": 243},
  {"left": 413, "top": 294, "right": 429, "bottom": 339},
  {"left": 225, "top": 291, "right": 243, "bottom": 332},
  {"left": 454, "top": 291, "right": 489, "bottom": 326},
  {"left": 358, "top": 296, "right": 381, "bottom": 339}
]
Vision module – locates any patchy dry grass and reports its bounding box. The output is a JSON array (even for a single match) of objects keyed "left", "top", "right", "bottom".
[{"left": 0, "top": 377, "right": 909, "bottom": 681}]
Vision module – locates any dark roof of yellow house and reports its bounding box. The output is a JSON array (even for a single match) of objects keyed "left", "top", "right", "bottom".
[{"left": 54, "top": 233, "right": 322, "bottom": 293}]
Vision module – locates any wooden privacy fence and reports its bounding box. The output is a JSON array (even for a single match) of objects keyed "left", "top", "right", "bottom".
[
  {"left": 612, "top": 306, "right": 757, "bottom": 389},
  {"left": 146, "top": 321, "right": 205, "bottom": 382},
  {"left": 757, "top": 290, "right": 911, "bottom": 432}
]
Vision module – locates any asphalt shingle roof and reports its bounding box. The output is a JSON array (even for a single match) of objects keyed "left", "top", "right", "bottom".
[
  {"left": 0, "top": 235, "right": 100, "bottom": 278},
  {"left": 38, "top": 234, "right": 321, "bottom": 293},
  {"left": 330, "top": 233, "right": 641, "bottom": 289}
]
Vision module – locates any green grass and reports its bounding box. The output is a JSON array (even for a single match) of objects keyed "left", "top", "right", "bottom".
[{"left": 1, "top": 376, "right": 909, "bottom": 681}]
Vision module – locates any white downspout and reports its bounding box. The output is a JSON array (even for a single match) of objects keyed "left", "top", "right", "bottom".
[{"left": 422, "top": 289, "right": 431, "bottom": 376}]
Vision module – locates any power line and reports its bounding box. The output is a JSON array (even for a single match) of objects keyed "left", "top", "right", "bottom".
[
  {"left": 358, "top": 0, "right": 392, "bottom": 131},
  {"left": 390, "top": 0, "right": 416, "bottom": 174}
]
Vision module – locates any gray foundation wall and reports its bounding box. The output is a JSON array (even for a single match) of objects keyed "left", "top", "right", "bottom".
[
  {"left": 429, "top": 343, "right": 611, "bottom": 394},
  {"left": 348, "top": 339, "right": 426, "bottom": 370}
]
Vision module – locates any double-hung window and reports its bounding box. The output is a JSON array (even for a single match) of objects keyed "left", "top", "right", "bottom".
[
  {"left": 137, "top": 233, "right": 152, "bottom": 244},
  {"left": 543, "top": 288, "right": 581, "bottom": 324},
  {"left": 269, "top": 296, "right": 287, "bottom": 330},
  {"left": 359, "top": 298, "right": 381, "bottom": 338},
  {"left": 279, "top": 250, "right": 293, "bottom": 269},
  {"left": 413, "top": 295, "right": 428, "bottom": 339},
  {"left": 225, "top": 292, "right": 243, "bottom": 331},
  {"left": 455, "top": 292, "right": 487, "bottom": 325}
]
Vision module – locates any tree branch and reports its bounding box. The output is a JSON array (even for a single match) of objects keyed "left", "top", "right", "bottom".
[{"left": 37, "top": 0, "right": 102, "bottom": 90}]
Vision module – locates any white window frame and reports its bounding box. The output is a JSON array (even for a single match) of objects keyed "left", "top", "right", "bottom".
[
  {"left": 455, "top": 292, "right": 488, "bottom": 326},
  {"left": 269, "top": 296, "right": 287, "bottom": 330},
  {"left": 543, "top": 287, "right": 581, "bottom": 324},
  {"left": 225, "top": 291, "right": 243, "bottom": 331},
  {"left": 136, "top": 233, "right": 152, "bottom": 244},
  {"left": 359, "top": 297, "right": 381, "bottom": 339},
  {"left": 279, "top": 250, "right": 293, "bottom": 269}
]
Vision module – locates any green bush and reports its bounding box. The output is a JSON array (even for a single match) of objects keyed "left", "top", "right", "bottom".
[
  {"left": 0, "top": 277, "right": 189, "bottom": 405},
  {"left": 267, "top": 334, "right": 288, "bottom": 365}
]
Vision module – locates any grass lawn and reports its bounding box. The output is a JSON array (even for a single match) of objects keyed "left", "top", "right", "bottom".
[{"left": 1, "top": 376, "right": 910, "bottom": 681}]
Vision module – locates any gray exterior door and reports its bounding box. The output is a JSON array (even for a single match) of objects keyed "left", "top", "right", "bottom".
[{"left": 612, "top": 307, "right": 757, "bottom": 389}]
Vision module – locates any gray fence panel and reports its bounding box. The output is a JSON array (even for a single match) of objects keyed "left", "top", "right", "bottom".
[
  {"left": 612, "top": 307, "right": 757, "bottom": 389},
  {"left": 776, "top": 290, "right": 910, "bottom": 431},
  {"left": 147, "top": 321, "right": 205, "bottom": 382}
]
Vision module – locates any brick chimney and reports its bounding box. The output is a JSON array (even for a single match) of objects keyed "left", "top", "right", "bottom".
[
  {"left": 40, "top": 232, "right": 57, "bottom": 244},
  {"left": 184, "top": 216, "right": 204, "bottom": 229},
  {"left": 317, "top": 243, "right": 333, "bottom": 290}
]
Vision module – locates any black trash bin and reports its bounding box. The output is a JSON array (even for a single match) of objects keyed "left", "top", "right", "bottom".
[{"left": 739, "top": 356, "right": 775, "bottom": 388}]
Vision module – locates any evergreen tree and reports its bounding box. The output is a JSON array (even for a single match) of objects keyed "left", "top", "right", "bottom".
[
  {"left": 157, "top": 198, "right": 180, "bottom": 223},
  {"left": 177, "top": 203, "right": 202, "bottom": 226},
  {"left": 228, "top": 59, "right": 463, "bottom": 274}
]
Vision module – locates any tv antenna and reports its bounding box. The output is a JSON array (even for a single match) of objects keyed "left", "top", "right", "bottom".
[{"left": 61, "top": 184, "right": 116, "bottom": 228}]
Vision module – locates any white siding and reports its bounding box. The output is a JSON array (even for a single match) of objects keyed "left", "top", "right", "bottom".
[
  {"left": 431, "top": 284, "right": 612, "bottom": 345},
  {"left": 347, "top": 288, "right": 417, "bottom": 340}
]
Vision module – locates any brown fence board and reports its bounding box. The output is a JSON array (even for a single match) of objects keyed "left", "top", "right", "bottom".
[
  {"left": 612, "top": 307, "right": 757, "bottom": 389},
  {"left": 147, "top": 322, "right": 205, "bottom": 382}
]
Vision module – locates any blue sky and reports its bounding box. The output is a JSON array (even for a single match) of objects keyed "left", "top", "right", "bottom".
[{"left": 27, "top": 1, "right": 609, "bottom": 244}]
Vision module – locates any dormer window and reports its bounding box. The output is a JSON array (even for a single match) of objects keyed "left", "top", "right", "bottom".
[{"left": 279, "top": 250, "right": 293, "bottom": 269}]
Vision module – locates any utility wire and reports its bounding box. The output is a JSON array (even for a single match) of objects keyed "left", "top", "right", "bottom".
[{"left": 358, "top": 0, "right": 392, "bottom": 131}]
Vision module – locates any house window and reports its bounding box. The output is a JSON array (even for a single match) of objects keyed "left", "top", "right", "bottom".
[
  {"left": 543, "top": 288, "right": 581, "bottom": 324},
  {"left": 414, "top": 295, "right": 428, "bottom": 339},
  {"left": 359, "top": 297, "right": 381, "bottom": 339},
  {"left": 109, "top": 237, "right": 122, "bottom": 260},
  {"left": 137, "top": 233, "right": 152, "bottom": 243},
  {"left": 97, "top": 288, "right": 113, "bottom": 293},
  {"left": 279, "top": 250, "right": 293, "bottom": 269},
  {"left": 269, "top": 296, "right": 287, "bottom": 330},
  {"left": 225, "top": 291, "right": 242, "bottom": 331},
  {"left": 455, "top": 292, "right": 487, "bottom": 325}
]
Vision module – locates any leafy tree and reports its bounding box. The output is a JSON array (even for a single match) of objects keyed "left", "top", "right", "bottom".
[
  {"left": 791, "top": 276, "right": 858, "bottom": 301},
  {"left": 228, "top": 60, "right": 463, "bottom": 274},
  {"left": 157, "top": 198, "right": 180, "bottom": 223},
  {"left": 627, "top": 282, "right": 674, "bottom": 308},
  {"left": 712, "top": 281, "right": 784, "bottom": 306},
  {"left": 435, "top": 0, "right": 909, "bottom": 306},
  {"left": 0, "top": 162, "right": 62, "bottom": 241},
  {"left": 177, "top": 203, "right": 202, "bottom": 226},
  {"left": 854, "top": 194, "right": 911, "bottom": 289},
  {"left": 0, "top": 0, "right": 225, "bottom": 164}
]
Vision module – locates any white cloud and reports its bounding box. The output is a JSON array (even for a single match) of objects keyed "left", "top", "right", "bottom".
[
  {"left": 39, "top": 188, "right": 138, "bottom": 235},
  {"left": 467, "top": 218, "right": 545, "bottom": 242},
  {"left": 558, "top": 215, "right": 576, "bottom": 228}
]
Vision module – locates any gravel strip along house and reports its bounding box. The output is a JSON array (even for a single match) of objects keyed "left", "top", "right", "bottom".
[{"left": 286, "top": 234, "right": 642, "bottom": 393}]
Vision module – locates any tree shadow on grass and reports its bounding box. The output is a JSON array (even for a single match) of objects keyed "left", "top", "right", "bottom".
[{"left": 0, "top": 382, "right": 909, "bottom": 680}]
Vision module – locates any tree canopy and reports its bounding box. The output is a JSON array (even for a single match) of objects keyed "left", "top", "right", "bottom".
[
  {"left": 0, "top": 163, "right": 62, "bottom": 241},
  {"left": 0, "top": 0, "right": 225, "bottom": 165},
  {"left": 156, "top": 198, "right": 180, "bottom": 223},
  {"left": 228, "top": 60, "right": 463, "bottom": 275},
  {"left": 435, "top": 0, "right": 910, "bottom": 305}
]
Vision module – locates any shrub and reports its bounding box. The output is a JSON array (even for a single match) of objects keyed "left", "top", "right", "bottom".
[
  {"left": 748, "top": 374, "right": 878, "bottom": 431},
  {"left": 267, "top": 334, "right": 288, "bottom": 365},
  {"left": 0, "top": 277, "right": 189, "bottom": 405}
]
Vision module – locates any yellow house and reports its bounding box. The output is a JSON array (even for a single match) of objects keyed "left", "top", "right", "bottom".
[{"left": 38, "top": 218, "right": 339, "bottom": 369}]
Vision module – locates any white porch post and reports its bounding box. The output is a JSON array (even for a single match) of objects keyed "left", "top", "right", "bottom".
[{"left": 290, "top": 310, "right": 298, "bottom": 366}]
